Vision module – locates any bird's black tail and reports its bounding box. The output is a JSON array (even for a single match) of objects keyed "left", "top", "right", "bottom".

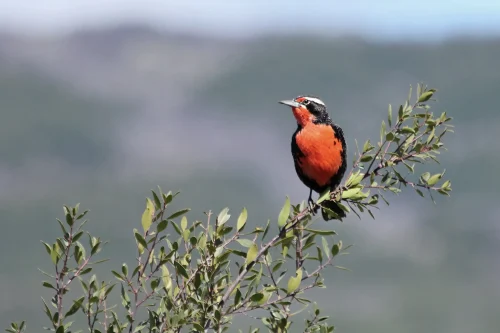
[{"left": 320, "top": 200, "right": 346, "bottom": 221}]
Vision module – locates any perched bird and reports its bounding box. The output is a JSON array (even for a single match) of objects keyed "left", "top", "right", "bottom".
[{"left": 279, "top": 96, "right": 347, "bottom": 220}]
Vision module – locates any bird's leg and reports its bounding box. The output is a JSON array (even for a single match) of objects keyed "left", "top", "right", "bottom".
[
  {"left": 332, "top": 185, "right": 344, "bottom": 201},
  {"left": 307, "top": 189, "right": 319, "bottom": 215},
  {"left": 307, "top": 189, "right": 315, "bottom": 213}
]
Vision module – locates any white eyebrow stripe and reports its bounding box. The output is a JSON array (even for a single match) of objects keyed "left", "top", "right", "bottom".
[{"left": 303, "top": 97, "right": 325, "bottom": 106}]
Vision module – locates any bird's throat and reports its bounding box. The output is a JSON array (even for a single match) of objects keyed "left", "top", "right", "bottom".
[{"left": 292, "top": 107, "right": 314, "bottom": 127}]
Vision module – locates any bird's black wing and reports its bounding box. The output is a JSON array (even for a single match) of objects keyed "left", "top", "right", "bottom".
[
  {"left": 329, "top": 123, "right": 347, "bottom": 190},
  {"left": 320, "top": 123, "right": 348, "bottom": 221}
]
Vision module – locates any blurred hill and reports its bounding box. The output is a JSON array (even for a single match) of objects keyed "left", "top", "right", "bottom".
[{"left": 0, "top": 25, "right": 499, "bottom": 333}]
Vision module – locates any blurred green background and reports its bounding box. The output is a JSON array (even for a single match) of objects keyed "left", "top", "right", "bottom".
[{"left": 1, "top": 2, "right": 499, "bottom": 332}]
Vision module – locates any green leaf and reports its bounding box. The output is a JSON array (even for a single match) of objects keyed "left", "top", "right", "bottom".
[
  {"left": 398, "top": 104, "right": 404, "bottom": 120},
  {"left": 161, "top": 265, "right": 172, "bottom": 290},
  {"left": 335, "top": 265, "right": 351, "bottom": 271},
  {"left": 111, "top": 270, "right": 124, "bottom": 281},
  {"left": 380, "top": 120, "right": 386, "bottom": 144},
  {"left": 198, "top": 233, "right": 207, "bottom": 250},
  {"left": 341, "top": 188, "right": 362, "bottom": 200},
  {"left": 246, "top": 243, "right": 258, "bottom": 265},
  {"left": 157, "top": 219, "right": 168, "bottom": 233},
  {"left": 237, "top": 207, "right": 248, "bottom": 232},
  {"left": 418, "top": 90, "right": 434, "bottom": 103},
  {"left": 250, "top": 293, "right": 264, "bottom": 303},
  {"left": 42, "top": 298, "right": 52, "bottom": 323},
  {"left": 182, "top": 229, "right": 190, "bottom": 243},
  {"left": 272, "top": 261, "right": 283, "bottom": 273},
  {"left": 387, "top": 104, "right": 392, "bottom": 127},
  {"left": 151, "top": 190, "right": 162, "bottom": 210},
  {"left": 317, "top": 189, "right": 330, "bottom": 204},
  {"left": 217, "top": 207, "right": 230, "bottom": 226},
  {"left": 363, "top": 140, "right": 374, "bottom": 153},
  {"left": 41, "top": 241, "right": 52, "bottom": 255},
  {"left": 105, "top": 284, "right": 115, "bottom": 297},
  {"left": 234, "top": 288, "right": 242, "bottom": 306},
  {"left": 121, "top": 263, "right": 128, "bottom": 277},
  {"left": 133, "top": 230, "right": 147, "bottom": 254},
  {"left": 64, "top": 206, "right": 74, "bottom": 227},
  {"left": 427, "top": 173, "right": 442, "bottom": 186},
  {"left": 42, "top": 281, "right": 55, "bottom": 290},
  {"left": 72, "top": 231, "right": 84, "bottom": 243},
  {"left": 76, "top": 209, "right": 89, "bottom": 220},
  {"left": 237, "top": 239, "right": 254, "bottom": 248},
  {"left": 80, "top": 266, "right": 92, "bottom": 275},
  {"left": 56, "top": 325, "right": 64, "bottom": 333},
  {"left": 400, "top": 126, "right": 416, "bottom": 134},
  {"left": 120, "top": 284, "right": 131, "bottom": 309},
  {"left": 150, "top": 278, "right": 160, "bottom": 291},
  {"left": 50, "top": 243, "right": 60, "bottom": 265},
  {"left": 174, "top": 262, "right": 189, "bottom": 279},
  {"left": 278, "top": 196, "right": 291, "bottom": 227},
  {"left": 421, "top": 172, "right": 431, "bottom": 182},
  {"left": 56, "top": 219, "right": 68, "bottom": 236},
  {"left": 321, "top": 237, "right": 330, "bottom": 259},
  {"left": 408, "top": 84, "right": 413, "bottom": 103},
  {"left": 231, "top": 250, "right": 247, "bottom": 258},
  {"left": 427, "top": 126, "right": 436, "bottom": 144},
  {"left": 193, "top": 323, "right": 204, "bottom": 331},
  {"left": 162, "top": 192, "right": 173, "bottom": 206},
  {"left": 360, "top": 154, "right": 373, "bottom": 162},
  {"left": 437, "top": 189, "right": 450, "bottom": 196},
  {"left": 141, "top": 198, "right": 155, "bottom": 233},
  {"left": 65, "top": 296, "right": 84, "bottom": 317},
  {"left": 256, "top": 291, "right": 270, "bottom": 305},
  {"left": 171, "top": 221, "right": 182, "bottom": 235},
  {"left": 262, "top": 219, "right": 271, "bottom": 240},
  {"left": 346, "top": 171, "right": 363, "bottom": 188},
  {"left": 316, "top": 246, "right": 323, "bottom": 263},
  {"left": 180, "top": 216, "right": 188, "bottom": 231},
  {"left": 167, "top": 208, "right": 190, "bottom": 220},
  {"left": 304, "top": 228, "right": 336, "bottom": 236},
  {"left": 331, "top": 241, "right": 342, "bottom": 257},
  {"left": 287, "top": 268, "right": 302, "bottom": 294}
]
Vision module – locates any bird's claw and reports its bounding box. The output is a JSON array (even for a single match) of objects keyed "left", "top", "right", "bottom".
[
  {"left": 307, "top": 197, "right": 319, "bottom": 215},
  {"left": 332, "top": 186, "right": 344, "bottom": 200}
]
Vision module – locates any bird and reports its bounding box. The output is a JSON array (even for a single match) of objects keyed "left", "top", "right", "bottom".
[{"left": 279, "top": 95, "right": 347, "bottom": 221}]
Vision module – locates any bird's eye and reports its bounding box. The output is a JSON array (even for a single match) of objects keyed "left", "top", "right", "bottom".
[{"left": 301, "top": 99, "right": 310, "bottom": 105}]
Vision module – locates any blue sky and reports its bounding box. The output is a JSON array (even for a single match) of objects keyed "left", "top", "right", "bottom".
[{"left": 1, "top": 0, "right": 500, "bottom": 40}]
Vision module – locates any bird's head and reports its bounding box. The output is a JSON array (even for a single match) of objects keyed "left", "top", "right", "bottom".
[{"left": 279, "top": 95, "right": 330, "bottom": 127}]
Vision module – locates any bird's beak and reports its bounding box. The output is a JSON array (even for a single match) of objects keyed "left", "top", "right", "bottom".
[{"left": 279, "top": 100, "right": 301, "bottom": 108}]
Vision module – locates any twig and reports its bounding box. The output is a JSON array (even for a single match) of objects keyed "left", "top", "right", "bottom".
[
  {"left": 56, "top": 222, "right": 74, "bottom": 326},
  {"left": 302, "top": 256, "right": 334, "bottom": 281},
  {"left": 229, "top": 284, "right": 316, "bottom": 315},
  {"left": 102, "top": 299, "right": 109, "bottom": 332},
  {"left": 220, "top": 210, "right": 310, "bottom": 306},
  {"left": 200, "top": 209, "right": 311, "bottom": 330}
]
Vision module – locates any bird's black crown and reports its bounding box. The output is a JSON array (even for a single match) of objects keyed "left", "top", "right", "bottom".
[{"left": 295, "top": 95, "right": 331, "bottom": 124}]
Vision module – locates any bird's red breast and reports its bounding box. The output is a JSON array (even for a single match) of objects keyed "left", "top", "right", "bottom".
[{"left": 294, "top": 123, "right": 344, "bottom": 187}]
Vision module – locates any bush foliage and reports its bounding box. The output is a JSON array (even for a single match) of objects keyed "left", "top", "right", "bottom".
[{"left": 7, "top": 84, "right": 453, "bottom": 333}]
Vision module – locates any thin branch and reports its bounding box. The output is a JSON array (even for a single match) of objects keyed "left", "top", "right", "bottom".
[
  {"left": 56, "top": 222, "right": 74, "bottom": 326},
  {"left": 102, "top": 299, "right": 109, "bottom": 332},
  {"left": 302, "top": 257, "right": 334, "bottom": 281},
  {"left": 229, "top": 284, "right": 316, "bottom": 315},
  {"left": 219, "top": 210, "right": 310, "bottom": 307}
]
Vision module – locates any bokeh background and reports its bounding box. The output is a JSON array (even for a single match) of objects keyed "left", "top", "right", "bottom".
[{"left": 1, "top": 1, "right": 499, "bottom": 332}]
